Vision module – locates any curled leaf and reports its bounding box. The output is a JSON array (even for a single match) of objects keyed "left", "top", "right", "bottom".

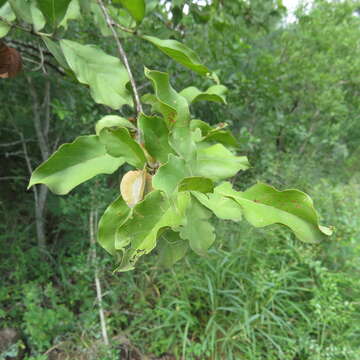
[{"left": 120, "top": 169, "right": 152, "bottom": 208}]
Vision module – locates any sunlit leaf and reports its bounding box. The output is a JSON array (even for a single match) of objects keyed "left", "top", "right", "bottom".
[
  {"left": 28, "top": 135, "right": 124, "bottom": 195},
  {"left": 60, "top": 39, "right": 132, "bottom": 109},
  {"left": 193, "top": 144, "right": 249, "bottom": 181},
  {"left": 192, "top": 191, "right": 242, "bottom": 221},
  {"left": 114, "top": 0, "right": 145, "bottom": 23},
  {"left": 0, "top": 3, "right": 16, "bottom": 38},
  {"left": 10, "top": 0, "right": 45, "bottom": 31},
  {"left": 216, "top": 182, "right": 332, "bottom": 243}
]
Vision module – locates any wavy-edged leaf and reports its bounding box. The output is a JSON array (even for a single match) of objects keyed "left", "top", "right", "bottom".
[
  {"left": 180, "top": 197, "right": 216, "bottom": 255},
  {"left": 152, "top": 154, "right": 189, "bottom": 196},
  {"left": 144, "top": 68, "right": 189, "bottom": 126},
  {"left": 95, "top": 115, "right": 136, "bottom": 136},
  {"left": 98, "top": 196, "right": 131, "bottom": 255},
  {"left": 60, "top": 39, "right": 132, "bottom": 109},
  {"left": 192, "top": 191, "right": 242, "bottom": 221},
  {"left": 143, "top": 35, "right": 210, "bottom": 75},
  {"left": 99, "top": 127, "right": 146, "bottom": 169},
  {"left": 114, "top": 0, "right": 145, "bottom": 23},
  {"left": 138, "top": 113, "right": 174, "bottom": 163},
  {"left": 193, "top": 144, "right": 249, "bottom": 181},
  {"left": 216, "top": 182, "right": 332, "bottom": 243},
  {"left": 158, "top": 230, "right": 189, "bottom": 268},
  {"left": 180, "top": 85, "right": 227, "bottom": 104},
  {"left": 178, "top": 177, "right": 214, "bottom": 193},
  {"left": 36, "top": 0, "right": 72, "bottom": 27},
  {"left": 115, "top": 190, "right": 190, "bottom": 271},
  {"left": 0, "top": 3, "right": 16, "bottom": 38},
  {"left": 28, "top": 135, "right": 124, "bottom": 195}
]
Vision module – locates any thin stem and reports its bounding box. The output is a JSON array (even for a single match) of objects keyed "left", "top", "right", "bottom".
[
  {"left": 96, "top": 0, "right": 143, "bottom": 117},
  {"left": 0, "top": 16, "right": 52, "bottom": 38}
]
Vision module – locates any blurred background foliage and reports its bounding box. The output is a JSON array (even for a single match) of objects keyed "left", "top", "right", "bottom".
[{"left": 1, "top": 0, "right": 360, "bottom": 359}]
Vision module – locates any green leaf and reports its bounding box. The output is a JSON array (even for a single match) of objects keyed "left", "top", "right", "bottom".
[
  {"left": 152, "top": 154, "right": 189, "bottom": 196},
  {"left": 114, "top": 0, "right": 145, "bottom": 23},
  {"left": 180, "top": 197, "right": 216, "bottom": 255},
  {"left": 216, "top": 182, "right": 332, "bottom": 243},
  {"left": 60, "top": 39, "right": 132, "bottom": 109},
  {"left": 0, "top": 0, "right": 7, "bottom": 7},
  {"left": 178, "top": 177, "right": 214, "bottom": 193},
  {"left": 91, "top": 2, "right": 112, "bottom": 37},
  {"left": 99, "top": 128, "right": 146, "bottom": 169},
  {"left": 9, "top": 0, "right": 45, "bottom": 31},
  {"left": 158, "top": 230, "right": 188, "bottom": 268},
  {"left": 115, "top": 190, "right": 190, "bottom": 271},
  {"left": 36, "top": 0, "right": 72, "bottom": 27},
  {"left": 144, "top": 68, "right": 190, "bottom": 127},
  {"left": 180, "top": 85, "right": 227, "bottom": 104},
  {"left": 95, "top": 115, "right": 136, "bottom": 136},
  {"left": 144, "top": 69, "right": 197, "bottom": 160},
  {"left": 98, "top": 196, "right": 131, "bottom": 255},
  {"left": 59, "top": 0, "right": 80, "bottom": 29},
  {"left": 28, "top": 135, "right": 124, "bottom": 195},
  {"left": 138, "top": 113, "right": 174, "bottom": 163},
  {"left": 142, "top": 35, "right": 210, "bottom": 75},
  {"left": 192, "top": 191, "right": 242, "bottom": 221},
  {"left": 42, "top": 37, "right": 69, "bottom": 69},
  {"left": 0, "top": 3, "right": 15, "bottom": 38},
  {"left": 193, "top": 144, "right": 249, "bottom": 181}
]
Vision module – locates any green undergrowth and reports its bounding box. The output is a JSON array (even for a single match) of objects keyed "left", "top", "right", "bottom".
[{"left": 1, "top": 173, "right": 360, "bottom": 360}]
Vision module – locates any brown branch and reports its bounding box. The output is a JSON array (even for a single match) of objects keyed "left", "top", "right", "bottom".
[{"left": 96, "top": 0, "right": 143, "bottom": 117}]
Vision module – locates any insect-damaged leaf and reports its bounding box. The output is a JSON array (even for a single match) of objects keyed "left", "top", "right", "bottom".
[{"left": 115, "top": 190, "right": 190, "bottom": 271}]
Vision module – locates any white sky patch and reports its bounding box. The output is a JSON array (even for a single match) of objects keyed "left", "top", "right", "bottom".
[{"left": 283, "top": 0, "right": 313, "bottom": 23}]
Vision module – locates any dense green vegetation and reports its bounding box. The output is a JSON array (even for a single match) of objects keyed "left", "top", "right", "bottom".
[{"left": 1, "top": 0, "right": 360, "bottom": 359}]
